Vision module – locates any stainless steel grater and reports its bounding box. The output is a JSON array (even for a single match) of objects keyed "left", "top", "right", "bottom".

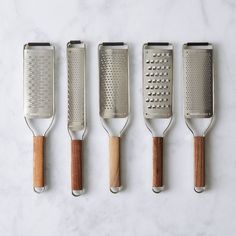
[
  {"left": 99, "top": 42, "right": 129, "bottom": 193},
  {"left": 183, "top": 42, "right": 214, "bottom": 193},
  {"left": 143, "top": 42, "right": 173, "bottom": 193},
  {"left": 23, "top": 42, "right": 55, "bottom": 193},
  {"left": 67, "top": 40, "right": 86, "bottom": 197}
]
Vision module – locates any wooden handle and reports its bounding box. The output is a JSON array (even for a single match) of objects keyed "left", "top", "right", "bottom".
[
  {"left": 109, "top": 136, "right": 121, "bottom": 190},
  {"left": 153, "top": 137, "right": 163, "bottom": 189},
  {"left": 33, "top": 136, "right": 45, "bottom": 188},
  {"left": 194, "top": 136, "right": 205, "bottom": 189},
  {"left": 71, "top": 140, "right": 83, "bottom": 191}
]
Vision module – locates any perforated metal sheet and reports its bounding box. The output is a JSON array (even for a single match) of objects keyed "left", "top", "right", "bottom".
[
  {"left": 24, "top": 44, "right": 54, "bottom": 118},
  {"left": 67, "top": 43, "right": 85, "bottom": 131},
  {"left": 183, "top": 44, "right": 213, "bottom": 118},
  {"left": 99, "top": 44, "right": 129, "bottom": 118},
  {"left": 143, "top": 43, "right": 173, "bottom": 119}
]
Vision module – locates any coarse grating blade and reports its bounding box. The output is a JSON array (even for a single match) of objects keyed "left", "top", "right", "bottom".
[
  {"left": 143, "top": 43, "right": 173, "bottom": 119},
  {"left": 24, "top": 43, "right": 54, "bottom": 119},
  {"left": 183, "top": 43, "right": 213, "bottom": 118},
  {"left": 67, "top": 41, "right": 85, "bottom": 132},
  {"left": 99, "top": 43, "right": 129, "bottom": 119},
  {"left": 143, "top": 42, "right": 174, "bottom": 194}
]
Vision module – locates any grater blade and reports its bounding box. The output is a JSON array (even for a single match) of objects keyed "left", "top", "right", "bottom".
[
  {"left": 24, "top": 43, "right": 54, "bottom": 119},
  {"left": 67, "top": 41, "right": 86, "bottom": 132},
  {"left": 183, "top": 43, "right": 213, "bottom": 118},
  {"left": 143, "top": 43, "right": 173, "bottom": 119},
  {"left": 99, "top": 43, "right": 129, "bottom": 119}
]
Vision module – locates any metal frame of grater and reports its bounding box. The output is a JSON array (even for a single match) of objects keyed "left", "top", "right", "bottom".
[
  {"left": 143, "top": 42, "right": 173, "bottom": 193},
  {"left": 67, "top": 40, "right": 86, "bottom": 197},
  {"left": 183, "top": 42, "right": 214, "bottom": 193},
  {"left": 98, "top": 42, "right": 130, "bottom": 194},
  {"left": 23, "top": 42, "right": 55, "bottom": 193}
]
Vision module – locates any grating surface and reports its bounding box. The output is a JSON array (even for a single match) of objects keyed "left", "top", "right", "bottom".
[
  {"left": 24, "top": 48, "right": 54, "bottom": 118},
  {"left": 99, "top": 47, "right": 129, "bottom": 118},
  {"left": 184, "top": 49, "right": 213, "bottom": 118},
  {"left": 143, "top": 47, "right": 173, "bottom": 119},
  {"left": 67, "top": 47, "right": 85, "bottom": 131}
]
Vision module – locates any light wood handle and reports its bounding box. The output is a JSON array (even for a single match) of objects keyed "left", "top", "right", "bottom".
[
  {"left": 153, "top": 137, "right": 163, "bottom": 189},
  {"left": 33, "top": 136, "right": 45, "bottom": 188},
  {"left": 109, "top": 136, "right": 121, "bottom": 190},
  {"left": 194, "top": 136, "right": 205, "bottom": 190},
  {"left": 71, "top": 140, "right": 83, "bottom": 191}
]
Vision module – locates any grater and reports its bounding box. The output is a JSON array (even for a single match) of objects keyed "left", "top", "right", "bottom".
[
  {"left": 23, "top": 42, "right": 54, "bottom": 193},
  {"left": 67, "top": 40, "right": 86, "bottom": 197},
  {"left": 99, "top": 42, "right": 129, "bottom": 193},
  {"left": 183, "top": 42, "right": 214, "bottom": 193},
  {"left": 143, "top": 42, "right": 173, "bottom": 193}
]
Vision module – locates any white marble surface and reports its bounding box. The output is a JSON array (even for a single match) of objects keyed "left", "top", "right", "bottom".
[{"left": 0, "top": 0, "right": 235, "bottom": 235}]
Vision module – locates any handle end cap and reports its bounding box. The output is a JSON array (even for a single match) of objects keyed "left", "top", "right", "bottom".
[
  {"left": 33, "top": 186, "right": 45, "bottom": 193},
  {"left": 72, "top": 189, "right": 84, "bottom": 197},
  {"left": 194, "top": 186, "right": 205, "bottom": 193},
  {"left": 152, "top": 186, "right": 164, "bottom": 194},
  {"left": 110, "top": 186, "right": 122, "bottom": 194}
]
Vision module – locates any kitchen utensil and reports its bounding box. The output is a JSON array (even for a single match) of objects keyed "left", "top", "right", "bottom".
[
  {"left": 143, "top": 42, "right": 173, "bottom": 193},
  {"left": 99, "top": 42, "right": 129, "bottom": 193},
  {"left": 67, "top": 40, "right": 86, "bottom": 196},
  {"left": 23, "top": 42, "right": 55, "bottom": 193},
  {"left": 183, "top": 42, "right": 214, "bottom": 193}
]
